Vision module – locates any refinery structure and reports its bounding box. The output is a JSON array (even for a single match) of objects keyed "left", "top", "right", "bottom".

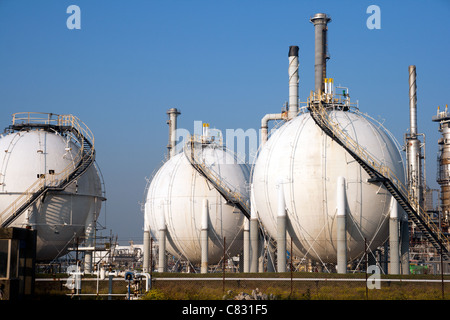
[
  {"left": 143, "top": 13, "right": 449, "bottom": 276},
  {"left": 1, "top": 12, "right": 449, "bottom": 290}
]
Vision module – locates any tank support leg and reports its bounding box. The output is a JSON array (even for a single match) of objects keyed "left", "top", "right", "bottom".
[
  {"left": 277, "top": 182, "right": 287, "bottom": 272},
  {"left": 201, "top": 199, "right": 209, "bottom": 274},
  {"left": 389, "top": 197, "right": 400, "bottom": 275},
  {"left": 337, "top": 176, "right": 347, "bottom": 274}
]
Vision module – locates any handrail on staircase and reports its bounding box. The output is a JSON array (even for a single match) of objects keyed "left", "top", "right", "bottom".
[{"left": 0, "top": 112, "right": 95, "bottom": 227}]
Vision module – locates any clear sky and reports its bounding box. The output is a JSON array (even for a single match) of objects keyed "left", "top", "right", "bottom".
[{"left": 0, "top": 0, "right": 449, "bottom": 245}]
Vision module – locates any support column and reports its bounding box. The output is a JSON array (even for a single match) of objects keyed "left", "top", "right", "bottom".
[
  {"left": 250, "top": 185, "right": 259, "bottom": 272},
  {"left": 336, "top": 176, "right": 347, "bottom": 274},
  {"left": 243, "top": 219, "right": 250, "bottom": 272},
  {"left": 389, "top": 197, "right": 400, "bottom": 275},
  {"left": 143, "top": 228, "right": 151, "bottom": 273},
  {"left": 201, "top": 199, "right": 209, "bottom": 274},
  {"left": 400, "top": 215, "right": 410, "bottom": 275},
  {"left": 158, "top": 207, "right": 167, "bottom": 273},
  {"left": 84, "top": 204, "right": 96, "bottom": 274},
  {"left": 267, "top": 240, "right": 276, "bottom": 272},
  {"left": 277, "top": 181, "right": 287, "bottom": 272}
]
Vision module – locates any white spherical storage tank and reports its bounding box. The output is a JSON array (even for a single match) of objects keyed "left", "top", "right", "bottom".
[
  {"left": 251, "top": 109, "right": 405, "bottom": 264},
  {"left": 145, "top": 141, "right": 250, "bottom": 265},
  {"left": 0, "top": 113, "right": 103, "bottom": 261}
]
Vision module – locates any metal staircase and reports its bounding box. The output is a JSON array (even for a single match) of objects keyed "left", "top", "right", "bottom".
[
  {"left": 307, "top": 96, "right": 450, "bottom": 260},
  {"left": 184, "top": 135, "right": 251, "bottom": 219},
  {"left": 0, "top": 113, "right": 95, "bottom": 228}
]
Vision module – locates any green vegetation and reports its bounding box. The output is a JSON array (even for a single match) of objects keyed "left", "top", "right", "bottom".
[{"left": 34, "top": 272, "right": 450, "bottom": 300}]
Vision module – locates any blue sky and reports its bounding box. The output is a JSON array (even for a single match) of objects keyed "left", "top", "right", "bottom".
[{"left": 0, "top": 0, "right": 449, "bottom": 245}]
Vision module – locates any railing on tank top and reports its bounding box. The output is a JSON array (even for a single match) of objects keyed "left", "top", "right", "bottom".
[
  {"left": 184, "top": 134, "right": 250, "bottom": 218},
  {"left": 307, "top": 93, "right": 450, "bottom": 254},
  {"left": 0, "top": 112, "right": 95, "bottom": 227}
]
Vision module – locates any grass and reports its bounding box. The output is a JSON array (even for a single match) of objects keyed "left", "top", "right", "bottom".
[{"left": 34, "top": 272, "right": 450, "bottom": 300}]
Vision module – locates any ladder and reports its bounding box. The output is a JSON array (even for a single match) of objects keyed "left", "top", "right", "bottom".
[
  {"left": 183, "top": 135, "right": 251, "bottom": 219},
  {"left": 0, "top": 113, "right": 96, "bottom": 228},
  {"left": 308, "top": 98, "right": 450, "bottom": 260}
]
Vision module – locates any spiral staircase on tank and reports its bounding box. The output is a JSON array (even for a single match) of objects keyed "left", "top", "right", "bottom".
[
  {"left": 0, "top": 112, "right": 96, "bottom": 228},
  {"left": 307, "top": 92, "right": 450, "bottom": 260},
  {"left": 184, "top": 135, "right": 251, "bottom": 219}
]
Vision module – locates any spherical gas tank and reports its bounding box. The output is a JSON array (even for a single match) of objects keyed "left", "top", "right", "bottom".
[
  {"left": 251, "top": 110, "right": 405, "bottom": 263},
  {"left": 0, "top": 128, "right": 103, "bottom": 260},
  {"left": 145, "top": 144, "right": 250, "bottom": 265}
]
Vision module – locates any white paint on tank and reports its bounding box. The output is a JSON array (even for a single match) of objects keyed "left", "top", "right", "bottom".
[
  {"left": 145, "top": 146, "right": 250, "bottom": 264},
  {"left": 0, "top": 129, "right": 103, "bottom": 260},
  {"left": 251, "top": 110, "right": 405, "bottom": 263}
]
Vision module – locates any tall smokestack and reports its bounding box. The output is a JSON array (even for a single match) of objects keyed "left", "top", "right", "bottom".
[
  {"left": 288, "top": 45, "right": 299, "bottom": 119},
  {"left": 409, "top": 65, "right": 417, "bottom": 136},
  {"left": 310, "top": 13, "right": 331, "bottom": 95},
  {"left": 167, "top": 108, "right": 180, "bottom": 159}
]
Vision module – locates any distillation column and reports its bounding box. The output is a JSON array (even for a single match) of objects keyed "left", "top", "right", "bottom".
[
  {"left": 406, "top": 65, "right": 424, "bottom": 208},
  {"left": 432, "top": 104, "right": 450, "bottom": 232}
]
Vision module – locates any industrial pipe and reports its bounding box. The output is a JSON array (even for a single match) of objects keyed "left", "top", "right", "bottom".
[
  {"left": 406, "top": 65, "right": 423, "bottom": 208},
  {"left": 409, "top": 65, "right": 417, "bottom": 136},
  {"left": 167, "top": 108, "right": 180, "bottom": 159},
  {"left": 310, "top": 13, "right": 331, "bottom": 94},
  {"left": 288, "top": 45, "right": 299, "bottom": 120},
  {"left": 261, "top": 113, "right": 284, "bottom": 145}
]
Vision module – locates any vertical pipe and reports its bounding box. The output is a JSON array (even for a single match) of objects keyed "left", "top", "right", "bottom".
[
  {"left": 389, "top": 197, "right": 400, "bottom": 275},
  {"left": 201, "top": 199, "right": 209, "bottom": 274},
  {"left": 336, "top": 176, "right": 347, "bottom": 274},
  {"left": 407, "top": 65, "right": 423, "bottom": 207},
  {"left": 409, "top": 65, "right": 417, "bottom": 136},
  {"left": 167, "top": 108, "right": 180, "bottom": 159},
  {"left": 277, "top": 181, "right": 287, "bottom": 272},
  {"left": 310, "top": 13, "right": 331, "bottom": 95},
  {"left": 250, "top": 185, "right": 259, "bottom": 272},
  {"left": 288, "top": 46, "right": 299, "bottom": 120}
]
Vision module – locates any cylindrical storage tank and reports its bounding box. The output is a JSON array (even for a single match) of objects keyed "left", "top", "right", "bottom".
[
  {"left": 145, "top": 144, "right": 249, "bottom": 265},
  {"left": 0, "top": 126, "right": 103, "bottom": 260},
  {"left": 251, "top": 110, "right": 405, "bottom": 263}
]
